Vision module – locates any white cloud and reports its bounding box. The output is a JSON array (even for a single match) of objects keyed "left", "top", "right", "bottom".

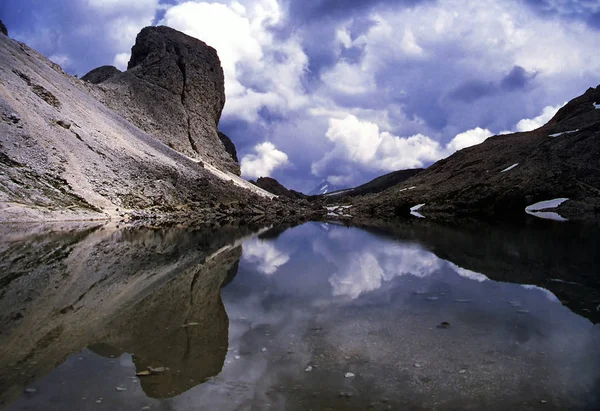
[
  {"left": 446, "top": 127, "right": 493, "bottom": 152},
  {"left": 88, "top": 0, "right": 160, "bottom": 58},
  {"left": 515, "top": 104, "right": 563, "bottom": 132},
  {"left": 241, "top": 142, "right": 289, "bottom": 179},
  {"left": 243, "top": 238, "right": 290, "bottom": 275},
  {"left": 312, "top": 115, "right": 496, "bottom": 180},
  {"left": 49, "top": 54, "right": 71, "bottom": 67},
  {"left": 311, "top": 115, "right": 444, "bottom": 177},
  {"left": 161, "top": 0, "right": 308, "bottom": 122},
  {"left": 113, "top": 53, "right": 130, "bottom": 71}
]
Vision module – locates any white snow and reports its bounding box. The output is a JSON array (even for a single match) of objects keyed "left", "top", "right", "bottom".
[
  {"left": 526, "top": 211, "right": 568, "bottom": 222},
  {"left": 324, "top": 189, "right": 352, "bottom": 197},
  {"left": 525, "top": 198, "right": 569, "bottom": 222},
  {"left": 399, "top": 186, "right": 417, "bottom": 192},
  {"left": 409, "top": 203, "right": 426, "bottom": 218},
  {"left": 549, "top": 129, "right": 579, "bottom": 137},
  {"left": 501, "top": 163, "right": 519, "bottom": 173},
  {"left": 593, "top": 102, "right": 600, "bottom": 109},
  {"left": 525, "top": 198, "right": 568, "bottom": 212}
]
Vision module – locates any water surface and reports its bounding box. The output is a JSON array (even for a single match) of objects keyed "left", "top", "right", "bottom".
[{"left": 1, "top": 221, "right": 599, "bottom": 410}]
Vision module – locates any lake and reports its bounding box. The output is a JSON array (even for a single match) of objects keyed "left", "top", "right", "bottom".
[{"left": 1, "top": 220, "right": 599, "bottom": 410}]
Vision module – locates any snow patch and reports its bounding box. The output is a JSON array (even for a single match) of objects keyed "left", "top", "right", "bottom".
[
  {"left": 399, "top": 186, "right": 417, "bottom": 192},
  {"left": 525, "top": 198, "right": 568, "bottom": 212},
  {"left": 501, "top": 163, "right": 518, "bottom": 173},
  {"left": 593, "top": 102, "right": 600, "bottom": 110},
  {"left": 525, "top": 198, "right": 569, "bottom": 222},
  {"left": 410, "top": 203, "right": 426, "bottom": 218},
  {"left": 549, "top": 129, "right": 579, "bottom": 137}
]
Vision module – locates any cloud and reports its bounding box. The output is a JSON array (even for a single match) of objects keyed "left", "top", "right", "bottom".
[
  {"left": 311, "top": 115, "right": 494, "bottom": 182},
  {"left": 446, "top": 127, "right": 493, "bottom": 152},
  {"left": 500, "top": 65, "right": 537, "bottom": 91},
  {"left": 161, "top": 0, "right": 309, "bottom": 122},
  {"left": 515, "top": 104, "right": 563, "bottom": 132},
  {"left": 241, "top": 142, "right": 289, "bottom": 179},
  {"left": 243, "top": 238, "right": 290, "bottom": 275}
]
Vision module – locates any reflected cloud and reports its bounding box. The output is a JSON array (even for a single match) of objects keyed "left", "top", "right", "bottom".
[
  {"left": 447, "top": 262, "right": 489, "bottom": 282},
  {"left": 243, "top": 238, "right": 290, "bottom": 275},
  {"left": 320, "top": 237, "right": 443, "bottom": 299}
]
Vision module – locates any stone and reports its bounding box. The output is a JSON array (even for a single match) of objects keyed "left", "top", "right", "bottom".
[
  {"left": 218, "top": 131, "right": 239, "bottom": 164},
  {"left": 93, "top": 26, "right": 240, "bottom": 175},
  {"left": 81, "top": 66, "right": 121, "bottom": 84}
]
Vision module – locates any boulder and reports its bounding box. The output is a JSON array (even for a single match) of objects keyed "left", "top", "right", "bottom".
[{"left": 81, "top": 65, "right": 121, "bottom": 84}]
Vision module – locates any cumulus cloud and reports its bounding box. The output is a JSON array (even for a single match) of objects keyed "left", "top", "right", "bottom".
[
  {"left": 161, "top": 0, "right": 309, "bottom": 122},
  {"left": 311, "top": 115, "right": 494, "bottom": 182},
  {"left": 243, "top": 238, "right": 290, "bottom": 275},
  {"left": 241, "top": 142, "right": 289, "bottom": 179},
  {"left": 515, "top": 104, "right": 564, "bottom": 132},
  {"left": 446, "top": 127, "right": 493, "bottom": 152}
]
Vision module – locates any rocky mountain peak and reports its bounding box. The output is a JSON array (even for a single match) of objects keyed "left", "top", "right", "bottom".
[
  {"left": 545, "top": 84, "right": 600, "bottom": 132},
  {"left": 85, "top": 25, "right": 240, "bottom": 175},
  {"left": 0, "top": 19, "right": 8, "bottom": 36},
  {"left": 81, "top": 65, "right": 121, "bottom": 84}
]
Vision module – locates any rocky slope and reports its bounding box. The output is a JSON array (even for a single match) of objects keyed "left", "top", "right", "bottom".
[
  {"left": 85, "top": 26, "right": 240, "bottom": 176},
  {"left": 321, "top": 168, "right": 423, "bottom": 202},
  {"left": 0, "top": 25, "right": 311, "bottom": 223},
  {"left": 352, "top": 86, "right": 600, "bottom": 223},
  {"left": 250, "top": 177, "right": 308, "bottom": 200}
]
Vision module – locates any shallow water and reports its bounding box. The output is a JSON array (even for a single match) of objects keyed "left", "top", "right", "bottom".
[{"left": 1, "top": 221, "right": 599, "bottom": 410}]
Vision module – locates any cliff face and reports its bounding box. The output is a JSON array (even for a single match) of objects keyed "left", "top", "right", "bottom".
[
  {"left": 87, "top": 26, "right": 240, "bottom": 176},
  {"left": 0, "top": 27, "right": 273, "bottom": 223},
  {"left": 353, "top": 86, "right": 600, "bottom": 222}
]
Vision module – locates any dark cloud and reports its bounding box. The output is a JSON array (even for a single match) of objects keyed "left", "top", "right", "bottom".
[
  {"left": 523, "top": 0, "right": 600, "bottom": 30},
  {"left": 287, "top": 0, "right": 434, "bottom": 23},
  {"left": 448, "top": 80, "right": 498, "bottom": 103},
  {"left": 501, "top": 65, "right": 537, "bottom": 91}
]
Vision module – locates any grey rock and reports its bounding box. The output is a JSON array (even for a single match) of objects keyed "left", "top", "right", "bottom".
[
  {"left": 81, "top": 65, "right": 121, "bottom": 84},
  {"left": 218, "top": 131, "right": 239, "bottom": 165},
  {"left": 94, "top": 26, "right": 240, "bottom": 175}
]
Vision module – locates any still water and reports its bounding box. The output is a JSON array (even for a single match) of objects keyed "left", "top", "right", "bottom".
[{"left": 1, "top": 221, "right": 599, "bottom": 410}]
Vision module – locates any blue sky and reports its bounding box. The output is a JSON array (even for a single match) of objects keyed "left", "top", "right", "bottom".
[{"left": 1, "top": 0, "right": 599, "bottom": 192}]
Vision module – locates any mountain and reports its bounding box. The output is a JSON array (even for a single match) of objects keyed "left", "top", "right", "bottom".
[
  {"left": 321, "top": 169, "right": 423, "bottom": 201},
  {"left": 352, "top": 86, "right": 600, "bottom": 223},
  {"left": 0, "top": 24, "right": 315, "bottom": 223},
  {"left": 309, "top": 180, "right": 339, "bottom": 196},
  {"left": 250, "top": 177, "right": 307, "bottom": 200}
]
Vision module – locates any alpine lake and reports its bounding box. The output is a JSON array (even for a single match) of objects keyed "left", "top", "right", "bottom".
[{"left": 1, "top": 217, "right": 599, "bottom": 411}]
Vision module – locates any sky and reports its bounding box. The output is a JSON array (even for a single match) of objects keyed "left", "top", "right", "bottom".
[{"left": 1, "top": 0, "right": 600, "bottom": 192}]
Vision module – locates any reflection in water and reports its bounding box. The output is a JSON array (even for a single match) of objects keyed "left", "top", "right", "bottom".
[
  {"left": 1, "top": 222, "right": 599, "bottom": 410},
  {"left": 0, "top": 223, "right": 259, "bottom": 408}
]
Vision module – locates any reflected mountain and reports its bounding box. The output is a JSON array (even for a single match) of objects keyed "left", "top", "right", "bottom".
[
  {"left": 0, "top": 223, "right": 259, "bottom": 407},
  {"left": 2, "top": 221, "right": 599, "bottom": 410},
  {"left": 353, "top": 219, "right": 600, "bottom": 323}
]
